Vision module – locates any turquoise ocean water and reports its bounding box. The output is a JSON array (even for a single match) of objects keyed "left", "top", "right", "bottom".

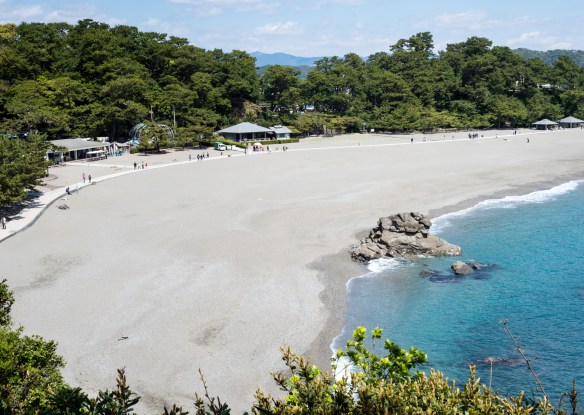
[{"left": 332, "top": 180, "right": 584, "bottom": 401}]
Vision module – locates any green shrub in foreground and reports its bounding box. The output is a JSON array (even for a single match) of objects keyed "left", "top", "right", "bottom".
[{"left": 251, "top": 327, "right": 561, "bottom": 415}]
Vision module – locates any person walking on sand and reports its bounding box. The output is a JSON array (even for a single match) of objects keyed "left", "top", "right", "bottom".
[
  {"left": 88, "top": 174, "right": 92, "bottom": 183},
  {"left": 66, "top": 186, "right": 71, "bottom": 195},
  {"left": 1, "top": 216, "right": 6, "bottom": 229},
  {"left": 82, "top": 173, "right": 86, "bottom": 183},
  {"left": 133, "top": 162, "right": 137, "bottom": 170}
]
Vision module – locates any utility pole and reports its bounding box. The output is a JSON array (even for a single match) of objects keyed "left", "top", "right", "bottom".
[
  {"left": 173, "top": 106, "right": 176, "bottom": 129},
  {"left": 149, "top": 105, "right": 154, "bottom": 122}
]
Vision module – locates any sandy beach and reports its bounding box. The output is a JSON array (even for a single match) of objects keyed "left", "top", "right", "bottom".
[{"left": 1, "top": 129, "right": 584, "bottom": 412}]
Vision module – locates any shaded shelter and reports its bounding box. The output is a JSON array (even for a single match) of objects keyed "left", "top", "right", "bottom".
[
  {"left": 269, "top": 125, "right": 292, "bottom": 140},
  {"left": 558, "top": 116, "right": 583, "bottom": 129},
  {"left": 532, "top": 119, "right": 559, "bottom": 130},
  {"left": 48, "top": 139, "right": 112, "bottom": 162},
  {"left": 216, "top": 122, "right": 273, "bottom": 142}
]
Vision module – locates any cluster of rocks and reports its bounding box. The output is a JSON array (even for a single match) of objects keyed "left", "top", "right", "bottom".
[
  {"left": 350, "top": 212, "right": 462, "bottom": 261},
  {"left": 451, "top": 260, "right": 483, "bottom": 275}
]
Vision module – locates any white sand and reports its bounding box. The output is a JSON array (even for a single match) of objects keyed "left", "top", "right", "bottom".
[{"left": 1, "top": 129, "right": 584, "bottom": 412}]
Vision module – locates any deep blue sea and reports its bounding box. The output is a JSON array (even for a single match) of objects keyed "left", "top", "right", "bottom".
[{"left": 332, "top": 180, "right": 584, "bottom": 402}]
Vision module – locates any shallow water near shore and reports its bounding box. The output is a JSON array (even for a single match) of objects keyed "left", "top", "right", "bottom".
[{"left": 333, "top": 180, "right": 584, "bottom": 401}]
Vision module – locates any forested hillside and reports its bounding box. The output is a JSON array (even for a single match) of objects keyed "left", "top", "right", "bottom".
[
  {"left": 1, "top": 22, "right": 584, "bottom": 141},
  {"left": 513, "top": 48, "right": 584, "bottom": 67}
]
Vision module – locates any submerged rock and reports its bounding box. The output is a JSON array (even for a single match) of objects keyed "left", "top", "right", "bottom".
[
  {"left": 350, "top": 212, "right": 462, "bottom": 262},
  {"left": 451, "top": 261, "right": 474, "bottom": 275}
]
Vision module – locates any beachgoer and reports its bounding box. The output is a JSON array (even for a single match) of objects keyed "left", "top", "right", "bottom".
[
  {"left": 189, "top": 154, "right": 191, "bottom": 161},
  {"left": 88, "top": 174, "right": 92, "bottom": 183},
  {"left": 141, "top": 161, "right": 144, "bottom": 169},
  {"left": 206, "top": 152, "right": 209, "bottom": 158},
  {"left": 133, "top": 162, "right": 137, "bottom": 170},
  {"left": 527, "top": 137, "right": 530, "bottom": 143},
  {"left": 66, "top": 186, "right": 71, "bottom": 195},
  {"left": 1, "top": 216, "right": 6, "bottom": 229},
  {"left": 411, "top": 138, "right": 414, "bottom": 143},
  {"left": 82, "top": 173, "right": 86, "bottom": 183}
]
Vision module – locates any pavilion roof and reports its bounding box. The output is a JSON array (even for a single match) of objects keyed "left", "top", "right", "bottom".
[
  {"left": 558, "top": 116, "right": 583, "bottom": 123},
  {"left": 270, "top": 125, "right": 292, "bottom": 134},
  {"left": 532, "top": 119, "right": 558, "bottom": 125},
  {"left": 217, "top": 122, "right": 272, "bottom": 134},
  {"left": 50, "top": 139, "right": 111, "bottom": 151}
]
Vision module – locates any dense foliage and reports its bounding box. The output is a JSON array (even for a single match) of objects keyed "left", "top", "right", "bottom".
[
  {"left": 0, "top": 133, "right": 50, "bottom": 209},
  {"left": 1, "top": 22, "right": 584, "bottom": 141}
]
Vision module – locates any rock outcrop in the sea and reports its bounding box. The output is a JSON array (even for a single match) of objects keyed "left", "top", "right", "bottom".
[
  {"left": 451, "top": 261, "right": 474, "bottom": 275},
  {"left": 350, "top": 212, "right": 462, "bottom": 261}
]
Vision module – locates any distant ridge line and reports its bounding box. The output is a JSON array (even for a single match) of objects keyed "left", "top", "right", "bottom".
[{"left": 251, "top": 49, "right": 584, "bottom": 68}]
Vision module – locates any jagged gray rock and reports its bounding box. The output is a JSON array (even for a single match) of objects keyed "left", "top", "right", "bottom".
[{"left": 350, "top": 212, "right": 462, "bottom": 261}]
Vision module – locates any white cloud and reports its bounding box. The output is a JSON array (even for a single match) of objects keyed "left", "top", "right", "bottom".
[
  {"left": 431, "top": 10, "right": 542, "bottom": 32},
  {"left": 506, "top": 31, "right": 571, "bottom": 50},
  {"left": 142, "top": 18, "right": 160, "bottom": 27},
  {"left": 1, "top": 5, "right": 44, "bottom": 20},
  {"left": 167, "top": 0, "right": 278, "bottom": 14},
  {"left": 254, "top": 21, "right": 300, "bottom": 35}
]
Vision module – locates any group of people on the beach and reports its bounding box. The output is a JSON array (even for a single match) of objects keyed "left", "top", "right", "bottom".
[
  {"left": 188, "top": 153, "right": 209, "bottom": 161},
  {"left": 133, "top": 161, "right": 148, "bottom": 170},
  {"left": 468, "top": 133, "right": 481, "bottom": 139},
  {"left": 82, "top": 173, "right": 92, "bottom": 183}
]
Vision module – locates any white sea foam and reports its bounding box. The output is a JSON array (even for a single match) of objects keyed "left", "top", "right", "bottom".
[
  {"left": 432, "top": 180, "right": 582, "bottom": 234},
  {"left": 367, "top": 257, "right": 403, "bottom": 273}
]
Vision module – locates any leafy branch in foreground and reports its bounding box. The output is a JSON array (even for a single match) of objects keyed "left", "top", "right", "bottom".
[{"left": 251, "top": 326, "right": 559, "bottom": 415}]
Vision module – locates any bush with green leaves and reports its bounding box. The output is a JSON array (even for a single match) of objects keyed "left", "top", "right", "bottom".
[{"left": 251, "top": 326, "right": 563, "bottom": 415}]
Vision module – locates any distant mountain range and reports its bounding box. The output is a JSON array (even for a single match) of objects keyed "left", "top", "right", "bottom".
[
  {"left": 251, "top": 49, "right": 584, "bottom": 68},
  {"left": 250, "top": 52, "right": 324, "bottom": 67}
]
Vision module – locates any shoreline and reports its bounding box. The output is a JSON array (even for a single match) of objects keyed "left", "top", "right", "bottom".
[
  {"left": 2, "top": 129, "right": 584, "bottom": 412},
  {"left": 309, "top": 173, "right": 584, "bottom": 374}
]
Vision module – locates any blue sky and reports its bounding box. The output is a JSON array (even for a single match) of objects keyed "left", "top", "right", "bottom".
[{"left": 1, "top": 0, "right": 583, "bottom": 57}]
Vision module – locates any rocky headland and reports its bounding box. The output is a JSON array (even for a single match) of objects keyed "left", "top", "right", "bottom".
[{"left": 350, "top": 212, "right": 462, "bottom": 261}]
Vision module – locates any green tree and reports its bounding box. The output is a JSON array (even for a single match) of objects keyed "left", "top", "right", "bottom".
[
  {"left": 260, "top": 65, "right": 301, "bottom": 111},
  {"left": 0, "top": 280, "right": 66, "bottom": 413},
  {"left": 527, "top": 92, "right": 563, "bottom": 121},
  {"left": 551, "top": 55, "right": 582, "bottom": 90},
  {"left": 0, "top": 279, "right": 14, "bottom": 326},
  {"left": 4, "top": 79, "right": 71, "bottom": 136},
  {"left": 0, "top": 133, "right": 50, "bottom": 209},
  {"left": 487, "top": 94, "right": 529, "bottom": 128},
  {"left": 137, "top": 121, "right": 172, "bottom": 152}
]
